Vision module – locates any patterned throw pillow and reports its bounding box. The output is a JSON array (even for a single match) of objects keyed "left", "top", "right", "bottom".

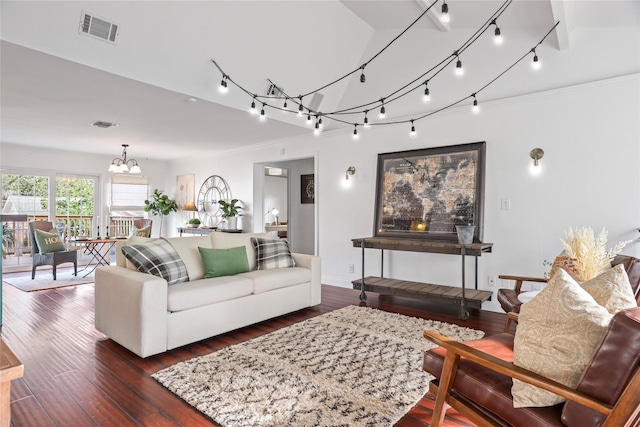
[
  {"left": 580, "top": 263, "right": 637, "bottom": 314},
  {"left": 121, "top": 238, "right": 189, "bottom": 285},
  {"left": 512, "top": 269, "right": 612, "bottom": 407},
  {"left": 129, "top": 225, "right": 151, "bottom": 238},
  {"left": 34, "top": 228, "right": 66, "bottom": 253},
  {"left": 251, "top": 237, "right": 296, "bottom": 270}
]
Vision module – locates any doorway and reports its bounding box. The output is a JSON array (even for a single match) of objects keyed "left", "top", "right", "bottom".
[{"left": 253, "top": 157, "right": 315, "bottom": 255}]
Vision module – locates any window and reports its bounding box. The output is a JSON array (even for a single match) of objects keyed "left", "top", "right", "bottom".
[{"left": 109, "top": 174, "right": 149, "bottom": 213}]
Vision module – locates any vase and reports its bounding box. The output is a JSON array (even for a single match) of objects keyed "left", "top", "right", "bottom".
[
  {"left": 227, "top": 217, "right": 238, "bottom": 230},
  {"left": 455, "top": 225, "right": 475, "bottom": 245}
]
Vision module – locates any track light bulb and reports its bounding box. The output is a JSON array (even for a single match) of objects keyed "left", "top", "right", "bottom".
[
  {"left": 283, "top": 99, "right": 288, "bottom": 110},
  {"left": 364, "top": 113, "right": 370, "bottom": 128},
  {"left": 455, "top": 58, "right": 464, "bottom": 76},
  {"left": 250, "top": 98, "right": 257, "bottom": 114},
  {"left": 379, "top": 105, "right": 386, "bottom": 119},
  {"left": 472, "top": 98, "right": 480, "bottom": 114},
  {"left": 219, "top": 78, "right": 228, "bottom": 94},
  {"left": 423, "top": 86, "right": 431, "bottom": 103},
  {"left": 532, "top": 54, "right": 541, "bottom": 70},
  {"left": 410, "top": 121, "right": 417, "bottom": 138},
  {"left": 318, "top": 117, "right": 323, "bottom": 128},
  {"left": 352, "top": 125, "right": 359, "bottom": 140},
  {"left": 298, "top": 98, "right": 304, "bottom": 117},
  {"left": 360, "top": 71, "right": 366, "bottom": 83},
  {"left": 441, "top": 1, "right": 450, "bottom": 23},
  {"left": 260, "top": 105, "right": 266, "bottom": 120},
  {"left": 494, "top": 27, "right": 503, "bottom": 45},
  {"left": 314, "top": 122, "right": 320, "bottom": 136},
  {"left": 307, "top": 114, "right": 312, "bottom": 125}
]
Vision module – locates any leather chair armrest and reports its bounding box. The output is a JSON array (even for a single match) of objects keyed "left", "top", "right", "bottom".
[
  {"left": 423, "top": 330, "right": 612, "bottom": 418},
  {"left": 498, "top": 275, "right": 547, "bottom": 293}
]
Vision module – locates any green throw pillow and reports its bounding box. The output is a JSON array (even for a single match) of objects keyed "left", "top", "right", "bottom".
[
  {"left": 198, "top": 246, "right": 250, "bottom": 278},
  {"left": 34, "top": 228, "right": 66, "bottom": 253}
]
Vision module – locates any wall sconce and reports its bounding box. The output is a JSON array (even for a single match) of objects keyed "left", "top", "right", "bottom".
[
  {"left": 530, "top": 148, "right": 544, "bottom": 166},
  {"left": 346, "top": 166, "right": 356, "bottom": 180}
]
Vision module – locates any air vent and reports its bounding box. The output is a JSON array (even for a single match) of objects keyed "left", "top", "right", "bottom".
[
  {"left": 91, "top": 121, "right": 119, "bottom": 129},
  {"left": 79, "top": 11, "right": 119, "bottom": 43}
]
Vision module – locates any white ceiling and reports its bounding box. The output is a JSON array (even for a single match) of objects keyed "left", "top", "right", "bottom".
[{"left": 1, "top": 1, "right": 638, "bottom": 161}]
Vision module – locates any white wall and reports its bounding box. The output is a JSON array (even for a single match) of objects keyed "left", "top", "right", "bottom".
[
  {"left": 3, "top": 75, "right": 639, "bottom": 312},
  {"left": 165, "top": 74, "right": 640, "bottom": 312}
]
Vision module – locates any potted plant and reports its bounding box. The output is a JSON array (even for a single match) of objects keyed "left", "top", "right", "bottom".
[
  {"left": 144, "top": 189, "right": 178, "bottom": 236},
  {"left": 187, "top": 217, "right": 201, "bottom": 228},
  {"left": 218, "top": 199, "right": 241, "bottom": 230}
]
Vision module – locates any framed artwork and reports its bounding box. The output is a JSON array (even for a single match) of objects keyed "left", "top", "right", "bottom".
[
  {"left": 176, "top": 174, "right": 195, "bottom": 210},
  {"left": 301, "top": 174, "right": 315, "bottom": 204},
  {"left": 373, "top": 142, "right": 486, "bottom": 242}
]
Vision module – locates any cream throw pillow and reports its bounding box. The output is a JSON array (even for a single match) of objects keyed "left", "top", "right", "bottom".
[
  {"left": 512, "top": 269, "right": 613, "bottom": 407},
  {"left": 580, "top": 263, "right": 637, "bottom": 314}
]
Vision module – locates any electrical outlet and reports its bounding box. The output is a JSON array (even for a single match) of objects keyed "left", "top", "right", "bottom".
[
  {"left": 348, "top": 264, "right": 355, "bottom": 274},
  {"left": 500, "top": 198, "right": 511, "bottom": 210},
  {"left": 488, "top": 275, "right": 497, "bottom": 287}
]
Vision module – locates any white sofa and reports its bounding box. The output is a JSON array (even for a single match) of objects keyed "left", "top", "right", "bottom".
[{"left": 95, "top": 232, "right": 321, "bottom": 358}]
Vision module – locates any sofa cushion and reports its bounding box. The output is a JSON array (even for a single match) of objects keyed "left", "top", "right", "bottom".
[
  {"left": 210, "top": 232, "right": 271, "bottom": 271},
  {"left": 198, "top": 246, "right": 250, "bottom": 278},
  {"left": 164, "top": 236, "right": 212, "bottom": 280},
  {"left": 167, "top": 276, "right": 254, "bottom": 312},
  {"left": 580, "top": 263, "right": 637, "bottom": 314},
  {"left": 34, "top": 228, "right": 65, "bottom": 253},
  {"left": 512, "top": 269, "right": 612, "bottom": 407},
  {"left": 238, "top": 267, "right": 311, "bottom": 294},
  {"left": 121, "top": 238, "right": 189, "bottom": 286},
  {"left": 251, "top": 237, "right": 296, "bottom": 270}
]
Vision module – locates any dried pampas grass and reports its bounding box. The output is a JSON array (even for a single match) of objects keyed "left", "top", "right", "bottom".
[{"left": 560, "top": 226, "right": 631, "bottom": 282}]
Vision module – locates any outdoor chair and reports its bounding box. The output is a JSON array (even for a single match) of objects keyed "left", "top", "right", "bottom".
[{"left": 29, "top": 220, "right": 77, "bottom": 280}]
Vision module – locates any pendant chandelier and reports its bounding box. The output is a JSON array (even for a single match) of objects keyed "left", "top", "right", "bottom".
[{"left": 108, "top": 144, "right": 142, "bottom": 174}]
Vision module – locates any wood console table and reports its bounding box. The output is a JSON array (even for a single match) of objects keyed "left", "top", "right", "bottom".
[
  {"left": 0, "top": 338, "right": 23, "bottom": 427},
  {"left": 351, "top": 237, "right": 493, "bottom": 319}
]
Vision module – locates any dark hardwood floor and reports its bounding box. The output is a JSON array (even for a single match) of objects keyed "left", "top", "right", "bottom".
[{"left": 1, "top": 268, "right": 506, "bottom": 426}]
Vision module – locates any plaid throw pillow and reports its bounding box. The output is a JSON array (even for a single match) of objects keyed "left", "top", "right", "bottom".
[
  {"left": 121, "top": 238, "right": 189, "bottom": 285},
  {"left": 251, "top": 237, "right": 296, "bottom": 270}
]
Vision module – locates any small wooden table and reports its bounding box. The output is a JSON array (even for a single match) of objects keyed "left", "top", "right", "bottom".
[{"left": 0, "top": 338, "right": 23, "bottom": 427}]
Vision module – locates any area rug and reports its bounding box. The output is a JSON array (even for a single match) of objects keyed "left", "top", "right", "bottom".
[
  {"left": 3, "top": 270, "right": 94, "bottom": 292},
  {"left": 152, "top": 305, "right": 484, "bottom": 427}
]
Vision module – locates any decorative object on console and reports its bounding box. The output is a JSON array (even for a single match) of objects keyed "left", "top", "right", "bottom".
[
  {"left": 144, "top": 189, "right": 178, "bottom": 237},
  {"left": 455, "top": 225, "right": 475, "bottom": 245},
  {"left": 107, "top": 144, "right": 142, "bottom": 174},
  {"left": 197, "top": 175, "right": 232, "bottom": 227},
  {"left": 218, "top": 199, "right": 241, "bottom": 230},
  {"left": 374, "top": 142, "right": 486, "bottom": 242},
  {"left": 560, "top": 226, "right": 631, "bottom": 281},
  {"left": 187, "top": 218, "right": 201, "bottom": 228}
]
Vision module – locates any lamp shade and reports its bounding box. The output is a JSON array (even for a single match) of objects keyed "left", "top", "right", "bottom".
[{"left": 184, "top": 201, "right": 198, "bottom": 211}]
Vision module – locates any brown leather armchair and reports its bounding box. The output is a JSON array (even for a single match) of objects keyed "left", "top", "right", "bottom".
[
  {"left": 423, "top": 306, "right": 640, "bottom": 427},
  {"left": 497, "top": 255, "right": 640, "bottom": 331}
]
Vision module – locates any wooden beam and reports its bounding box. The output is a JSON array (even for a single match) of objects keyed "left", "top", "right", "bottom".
[
  {"left": 419, "top": 0, "right": 451, "bottom": 32},
  {"left": 549, "top": 0, "right": 572, "bottom": 50}
]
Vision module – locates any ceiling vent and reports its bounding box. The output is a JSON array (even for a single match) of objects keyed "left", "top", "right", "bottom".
[
  {"left": 91, "top": 121, "right": 119, "bottom": 129},
  {"left": 79, "top": 11, "right": 119, "bottom": 43}
]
